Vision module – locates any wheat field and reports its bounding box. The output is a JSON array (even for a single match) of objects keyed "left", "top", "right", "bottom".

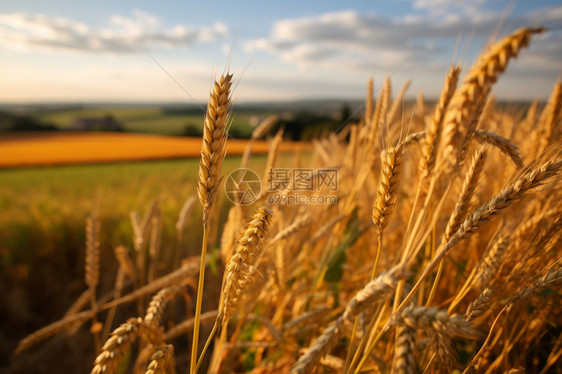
[
  {"left": 0, "top": 132, "right": 303, "bottom": 167},
  {"left": 12, "top": 26, "right": 562, "bottom": 373}
]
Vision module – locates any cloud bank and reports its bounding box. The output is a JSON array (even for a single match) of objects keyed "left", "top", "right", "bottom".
[
  {"left": 244, "top": 7, "right": 562, "bottom": 75},
  {"left": 0, "top": 9, "right": 228, "bottom": 53}
]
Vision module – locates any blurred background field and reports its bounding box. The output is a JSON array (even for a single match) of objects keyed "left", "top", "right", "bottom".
[
  {"left": 31, "top": 106, "right": 256, "bottom": 136},
  {"left": 1, "top": 101, "right": 355, "bottom": 137},
  {"left": 0, "top": 154, "right": 278, "bottom": 371}
]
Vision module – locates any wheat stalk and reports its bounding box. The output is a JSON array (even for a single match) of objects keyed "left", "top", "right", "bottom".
[
  {"left": 443, "top": 148, "right": 487, "bottom": 243},
  {"left": 16, "top": 259, "right": 198, "bottom": 355},
  {"left": 254, "top": 115, "right": 278, "bottom": 140},
  {"left": 269, "top": 213, "right": 311, "bottom": 245},
  {"left": 114, "top": 246, "right": 137, "bottom": 283},
  {"left": 372, "top": 141, "right": 405, "bottom": 274},
  {"left": 343, "top": 267, "right": 409, "bottom": 322},
  {"left": 503, "top": 368, "right": 526, "bottom": 374},
  {"left": 509, "top": 267, "right": 562, "bottom": 305},
  {"left": 456, "top": 99, "right": 487, "bottom": 170},
  {"left": 192, "top": 72, "right": 233, "bottom": 374},
  {"left": 16, "top": 310, "right": 93, "bottom": 354},
  {"left": 194, "top": 207, "right": 273, "bottom": 373},
  {"left": 292, "top": 267, "right": 407, "bottom": 373},
  {"left": 422, "top": 66, "right": 461, "bottom": 177},
  {"left": 473, "top": 129, "right": 523, "bottom": 167},
  {"left": 85, "top": 212, "right": 100, "bottom": 290},
  {"left": 176, "top": 195, "right": 197, "bottom": 236},
  {"left": 387, "top": 80, "right": 411, "bottom": 126},
  {"left": 241, "top": 115, "right": 279, "bottom": 168},
  {"left": 404, "top": 131, "right": 425, "bottom": 145},
  {"left": 165, "top": 310, "right": 218, "bottom": 341},
  {"left": 368, "top": 77, "right": 391, "bottom": 146},
  {"left": 283, "top": 307, "right": 331, "bottom": 331},
  {"left": 85, "top": 212, "right": 101, "bottom": 351},
  {"left": 452, "top": 159, "right": 561, "bottom": 243},
  {"left": 426, "top": 148, "right": 487, "bottom": 305},
  {"left": 399, "top": 158, "right": 562, "bottom": 310},
  {"left": 457, "top": 27, "right": 544, "bottom": 121},
  {"left": 262, "top": 127, "right": 284, "bottom": 194},
  {"left": 539, "top": 80, "right": 562, "bottom": 153},
  {"left": 418, "top": 90, "right": 426, "bottom": 112},
  {"left": 366, "top": 77, "right": 374, "bottom": 126},
  {"left": 220, "top": 205, "right": 243, "bottom": 264}
]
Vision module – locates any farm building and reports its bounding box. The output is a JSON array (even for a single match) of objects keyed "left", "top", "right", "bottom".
[{"left": 72, "top": 115, "right": 123, "bottom": 131}]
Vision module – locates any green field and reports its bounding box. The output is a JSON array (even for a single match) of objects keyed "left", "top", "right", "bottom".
[
  {"left": 34, "top": 106, "right": 258, "bottom": 136},
  {"left": 0, "top": 154, "right": 273, "bottom": 304},
  {"left": 0, "top": 155, "right": 273, "bottom": 266}
]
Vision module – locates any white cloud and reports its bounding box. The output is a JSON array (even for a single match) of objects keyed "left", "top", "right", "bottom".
[
  {"left": 412, "top": 0, "right": 489, "bottom": 19},
  {"left": 0, "top": 10, "right": 229, "bottom": 53},
  {"left": 244, "top": 9, "right": 562, "bottom": 77}
]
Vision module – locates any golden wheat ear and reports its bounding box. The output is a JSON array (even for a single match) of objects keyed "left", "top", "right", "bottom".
[
  {"left": 218, "top": 207, "right": 273, "bottom": 326},
  {"left": 422, "top": 65, "right": 461, "bottom": 179},
  {"left": 442, "top": 27, "right": 545, "bottom": 166},
  {"left": 146, "top": 344, "right": 176, "bottom": 374},
  {"left": 371, "top": 139, "right": 405, "bottom": 274},
  {"left": 390, "top": 305, "right": 481, "bottom": 339},
  {"left": 91, "top": 317, "right": 164, "bottom": 374},
  {"left": 393, "top": 326, "right": 416, "bottom": 374},
  {"left": 443, "top": 148, "right": 487, "bottom": 243},
  {"left": 372, "top": 141, "right": 405, "bottom": 233},
  {"left": 197, "top": 73, "right": 233, "bottom": 222}
]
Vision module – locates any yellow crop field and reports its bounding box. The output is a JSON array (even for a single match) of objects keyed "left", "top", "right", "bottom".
[{"left": 0, "top": 132, "right": 304, "bottom": 167}]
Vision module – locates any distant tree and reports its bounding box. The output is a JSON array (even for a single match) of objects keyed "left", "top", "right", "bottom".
[
  {"left": 228, "top": 126, "right": 250, "bottom": 139},
  {"left": 277, "top": 113, "right": 341, "bottom": 141},
  {"left": 340, "top": 104, "right": 351, "bottom": 123},
  {"left": 182, "top": 123, "right": 203, "bottom": 137},
  {"left": 3, "top": 115, "right": 58, "bottom": 131}
]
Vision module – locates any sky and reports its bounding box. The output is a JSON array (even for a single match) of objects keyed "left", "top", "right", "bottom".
[{"left": 0, "top": 0, "right": 561, "bottom": 104}]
